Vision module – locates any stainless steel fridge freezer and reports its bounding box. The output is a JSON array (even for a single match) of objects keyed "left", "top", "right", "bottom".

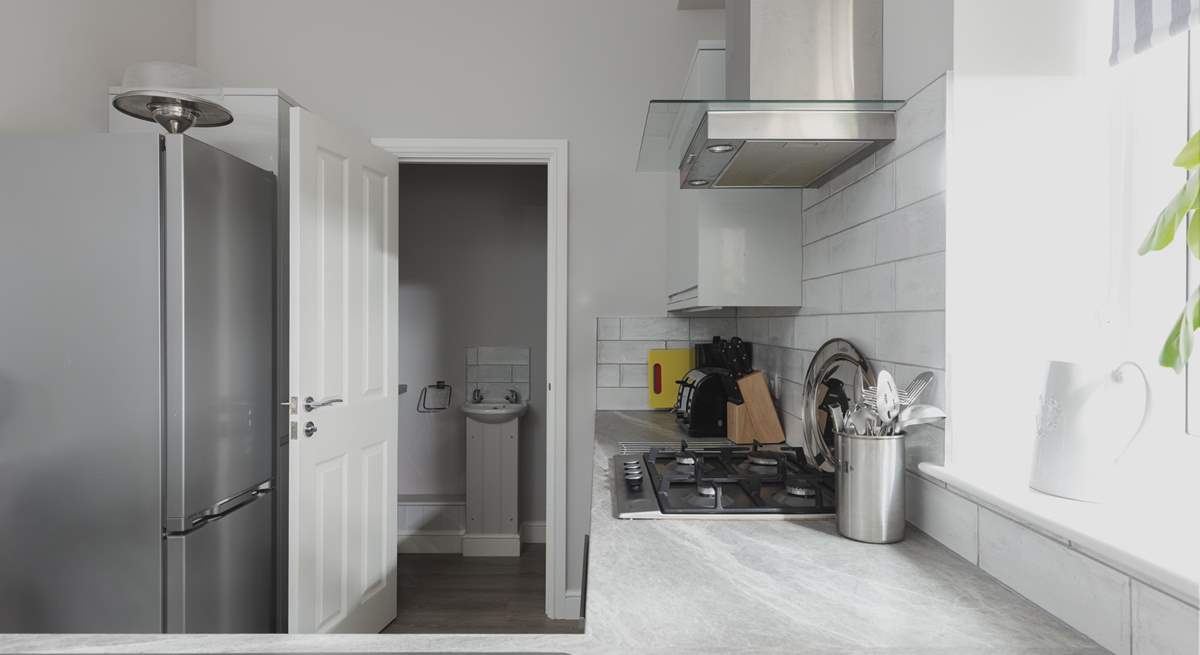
[{"left": 0, "top": 133, "right": 276, "bottom": 633}]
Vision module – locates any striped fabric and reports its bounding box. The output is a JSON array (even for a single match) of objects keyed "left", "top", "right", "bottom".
[{"left": 1111, "top": 0, "right": 1200, "bottom": 64}]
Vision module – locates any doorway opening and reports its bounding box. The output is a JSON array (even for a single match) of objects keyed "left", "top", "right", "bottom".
[{"left": 368, "top": 139, "right": 573, "bottom": 631}]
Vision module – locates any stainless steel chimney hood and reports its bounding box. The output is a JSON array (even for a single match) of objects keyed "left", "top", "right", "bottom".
[{"left": 638, "top": 0, "right": 903, "bottom": 189}]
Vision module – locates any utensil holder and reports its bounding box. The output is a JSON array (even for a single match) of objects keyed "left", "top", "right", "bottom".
[{"left": 835, "top": 431, "right": 906, "bottom": 544}]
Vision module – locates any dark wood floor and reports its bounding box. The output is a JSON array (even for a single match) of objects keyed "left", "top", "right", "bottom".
[{"left": 381, "top": 543, "right": 585, "bottom": 634}]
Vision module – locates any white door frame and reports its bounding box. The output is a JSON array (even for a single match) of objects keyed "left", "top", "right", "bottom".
[{"left": 370, "top": 138, "right": 571, "bottom": 620}]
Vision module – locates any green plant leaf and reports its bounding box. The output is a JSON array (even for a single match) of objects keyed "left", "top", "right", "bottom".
[
  {"left": 1139, "top": 173, "right": 1200, "bottom": 254},
  {"left": 1174, "top": 131, "right": 1200, "bottom": 168},
  {"left": 1189, "top": 212, "right": 1200, "bottom": 259},
  {"left": 1159, "top": 285, "right": 1200, "bottom": 372}
]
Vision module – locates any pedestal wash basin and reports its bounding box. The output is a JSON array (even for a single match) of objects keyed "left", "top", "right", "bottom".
[{"left": 462, "top": 401, "right": 528, "bottom": 425}]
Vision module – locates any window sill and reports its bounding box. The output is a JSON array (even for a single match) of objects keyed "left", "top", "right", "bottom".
[{"left": 916, "top": 462, "right": 1199, "bottom": 607}]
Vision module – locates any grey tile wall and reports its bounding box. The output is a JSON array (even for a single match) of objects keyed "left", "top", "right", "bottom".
[
  {"left": 737, "top": 75, "right": 949, "bottom": 464},
  {"left": 595, "top": 315, "right": 738, "bottom": 410},
  {"left": 466, "top": 345, "right": 531, "bottom": 402}
]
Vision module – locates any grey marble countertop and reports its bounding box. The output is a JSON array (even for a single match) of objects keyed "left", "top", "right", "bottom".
[{"left": 0, "top": 411, "right": 1105, "bottom": 654}]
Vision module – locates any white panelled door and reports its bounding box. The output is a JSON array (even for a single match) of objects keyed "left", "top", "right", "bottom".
[{"left": 288, "top": 107, "right": 399, "bottom": 633}]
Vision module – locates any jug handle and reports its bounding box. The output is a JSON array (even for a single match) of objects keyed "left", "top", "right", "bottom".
[{"left": 1111, "top": 361, "right": 1150, "bottom": 463}]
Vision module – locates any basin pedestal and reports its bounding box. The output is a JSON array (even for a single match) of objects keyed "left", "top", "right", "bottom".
[{"left": 464, "top": 415, "right": 521, "bottom": 557}]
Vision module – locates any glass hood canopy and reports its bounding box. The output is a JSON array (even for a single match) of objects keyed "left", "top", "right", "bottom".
[{"left": 636, "top": 99, "right": 906, "bottom": 189}]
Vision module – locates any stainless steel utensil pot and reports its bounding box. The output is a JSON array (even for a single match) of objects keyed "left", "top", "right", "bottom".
[{"left": 836, "top": 431, "right": 906, "bottom": 544}]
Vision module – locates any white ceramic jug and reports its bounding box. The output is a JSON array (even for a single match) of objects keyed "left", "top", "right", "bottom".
[{"left": 1029, "top": 360, "right": 1150, "bottom": 502}]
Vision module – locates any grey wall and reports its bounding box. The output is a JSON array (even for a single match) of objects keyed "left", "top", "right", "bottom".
[
  {"left": 396, "top": 164, "right": 547, "bottom": 524},
  {"left": 0, "top": 0, "right": 196, "bottom": 133},
  {"left": 194, "top": 0, "right": 725, "bottom": 600}
]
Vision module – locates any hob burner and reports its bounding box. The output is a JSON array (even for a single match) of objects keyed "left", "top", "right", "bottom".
[
  {"left": 786, "top": 480, "right": 816, "bottom": 497},
  {"left": 747, "top": 452, "right": 777, "bottom": 467}
]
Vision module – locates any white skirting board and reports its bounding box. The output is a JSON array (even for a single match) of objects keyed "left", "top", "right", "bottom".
[
  {"left": 397, "top": 497, "right": 545, "bottom": 554},
  {"left": 462, "top": 533, "right": 521, "bottom": 557},
  {"left": 520, "top": 520, "right": 547, "bottom": 544}
]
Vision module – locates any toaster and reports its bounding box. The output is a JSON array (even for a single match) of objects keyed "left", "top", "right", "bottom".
[{"left": 674, "top": 367, "right": 738, "bottom": 437}]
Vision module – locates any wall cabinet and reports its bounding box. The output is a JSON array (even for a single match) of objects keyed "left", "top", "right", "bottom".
[{"left": 666, "top": 189, "right": 805, "bottom": 311}]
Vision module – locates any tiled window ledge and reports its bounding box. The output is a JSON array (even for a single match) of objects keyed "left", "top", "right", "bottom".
[{"left": 916, "top": 462, "right": 1199, "bottom": 608}]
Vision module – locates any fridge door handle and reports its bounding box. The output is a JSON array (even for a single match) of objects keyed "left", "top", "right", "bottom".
[{"left": 187, "top": 480, "right": 272, "bottom": 529}]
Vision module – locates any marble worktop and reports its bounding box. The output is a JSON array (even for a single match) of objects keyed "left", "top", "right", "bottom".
[{"left": 0, "top": 411, "right": 1105, "bottom": 654}]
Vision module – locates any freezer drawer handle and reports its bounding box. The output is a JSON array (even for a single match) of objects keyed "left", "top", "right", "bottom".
[{"left": 304, "top": 396, "right": 343, "bottom": 412}]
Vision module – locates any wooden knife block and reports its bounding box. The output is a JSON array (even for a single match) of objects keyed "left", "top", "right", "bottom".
[
  {"left": 726, "top": 401, "right": 757, "bottom": 444},
  {"left": 733, "top": 371, "right": 785, "bottom": 444}
]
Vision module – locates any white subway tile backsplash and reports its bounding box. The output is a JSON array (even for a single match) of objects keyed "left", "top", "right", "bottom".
[
  {"left": 596, "top": 387, "right": 652, "bottom": 411},
  {"left": 470, "top": 382, "right": 530, "bottom": 403},
  {"left": 802, "top": 187, "right": 829, "bottom": 210},
  {"left": 779, "top": 347, "right": 809, "bottom": 382},
  {"left": 843, "top": 164, "right": 896, "bottom": 227},
  {"left": 827, "top": 314, "right": 877, "bottom": 359},
  {"left": 736, "top": 317, "right": 770, "bottom": 343},
  {"left": 729, "top": 74, "right": 947, "bottom": 495},
  {"left": 979, "top": 508, "right": 1132, "bottom": 655},
  {"left": 596, "top": 364, "right": 620, "bottom": 388},
  {"left": 875, "top": 194, "right": 946, "bottom": 263},
  {"left": 906, "top": 472, "right": 978, "bottom": 563},
  {"left": 803, "top": 193, "right": 846, "bottom": 245},
  {"left": 802, "top": 239, "right": 833, "bottom": 278},
  {"left": 754, "top": 343, "right": 781, "bottom": 378},
  {"left": 476, "top": 346, "right": 530, "bottom": 366},
  {"left": 511, "top": 365, "right": 529, "bottom": 382},
  {"left": 876, "top": 312, "right": 945, "bottom": 367},
  {"left": 620, "top": 317, "right": 689, "bottom": 340},
  {"left": 780, "top": 409, "right": 806, "bottom": 447},
  {"left": 1132, "top": 580, "right": 1199, "bottom": 655},
  {"left": 828, "top": 222, "right": 876, "bottom": 274},
  {"left": 878, "top": 75, "right": 947, "bottom": 166},
  {"left": 466, "top": 347, "right": 478, "bottom": 365},
  {"left": 597, "top": 317, "right": 620, "bottom": 340},
  {"left": 666, "top": 340, "right": 691, "bottom": 350},
  {"left": 690, "top": 317, "right": 737, "bottom": 342},
  {"left": 597, "top": 340, "right": 665, "bottom": 364},
  {"left": 767, "top": 316, "right": 796, "bottom": 348},
  {"left": 895, "top": 252, "right": 945, "bottom": 311},
  {"left": 841, "top": 264, "right": 896, "bottom": 313},
  {"left": 800, "top": 276, "right": 842, "bottom": 315},
  {"left": 779, "top": 378, "right": 805, "bottom": 416},
  {"left": 467, "top": 365, "right": 512, "bottom": 382},
  {"left": 793, "top": 316, "right": 829, "bottom": 351},
  {"left": 824, "top": 153, "right": 878, "bottom": 195},
  {"left": 895, "top": 135, "right": 946, "bottom": 207},
  {"left": 619, "top": 364, "right": 647, "bottom": 388}
]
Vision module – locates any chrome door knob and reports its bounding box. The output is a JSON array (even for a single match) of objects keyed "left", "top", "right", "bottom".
[{"left": 303, "top": 421, "right": 317, "bottom": 438}]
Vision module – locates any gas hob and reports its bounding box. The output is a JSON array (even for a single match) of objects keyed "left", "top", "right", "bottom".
[{"left": 612, "top": 440, "right": 836, "bottom": 519}]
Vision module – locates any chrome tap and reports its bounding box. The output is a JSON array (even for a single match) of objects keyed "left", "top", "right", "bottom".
[
  {"left": 471, "top": 388, "right": 483, "bottom": 403},
  {"left": 504, "top": 388, "right": 521, "bottom": 404}
]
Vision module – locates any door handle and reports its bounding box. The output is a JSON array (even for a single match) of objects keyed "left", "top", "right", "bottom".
[
  {"left": 303, "top": 421, "right": 317, "bottom": 438},
  {"left": 304, "top": 396, "right": 343, "bottom": 412}
]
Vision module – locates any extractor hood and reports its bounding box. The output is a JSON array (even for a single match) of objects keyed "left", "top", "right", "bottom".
[{"left": 637, "top": 0, "right": 904, "bottom": 189}]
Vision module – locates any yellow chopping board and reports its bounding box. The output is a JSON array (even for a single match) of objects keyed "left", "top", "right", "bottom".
[{"left": 647, "top": 348, "right": 694, "bottom": 409}]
